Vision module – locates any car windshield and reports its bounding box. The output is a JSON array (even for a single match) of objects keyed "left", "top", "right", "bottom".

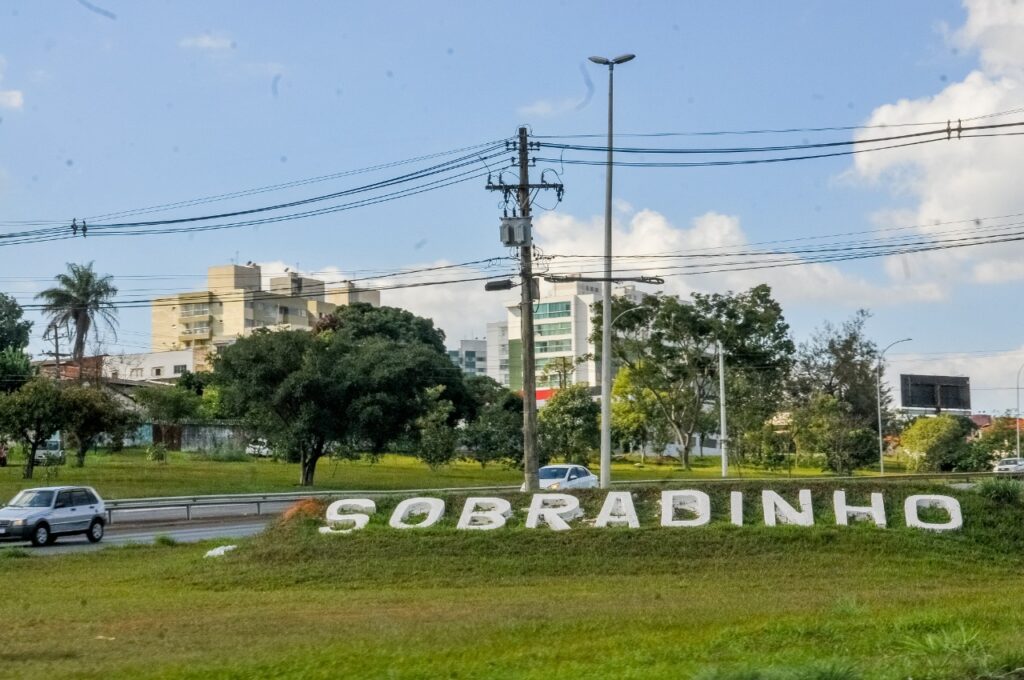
[
  {"left": 539, "top": 467, "right": 568, "bottom": 480},
  {"left": 7, "top": 490, "right": 54, "bottom": 508},
  {"left": 1000, "top": 459, "right": 1021, "bottom": 465}
]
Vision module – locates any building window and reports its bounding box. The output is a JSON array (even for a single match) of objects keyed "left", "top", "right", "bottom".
[
  {"left": 129, "top": 368, "right": 143, "bottom": 378},
  {"left": 173, "top": 364, "right": 187, "bottom": 375},
  {"left": 110, "top": 370, "right": 118, "bottom": 379},
  {"left": 536, "top": 339, "right": 572, "bottom": 354},
  {"left": 152, "top": 367, "right": 163, "bottom": 377},
  {"left": 534, "top": 302, "right": 571, "bottom": 319},
  {"left": 536, "top": 321, "right": 571, "bottom": 336}
]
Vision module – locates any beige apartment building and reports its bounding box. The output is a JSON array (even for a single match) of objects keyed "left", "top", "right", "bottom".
[{"left": 151, "top": 264, "right": 380, "bottom": 358}]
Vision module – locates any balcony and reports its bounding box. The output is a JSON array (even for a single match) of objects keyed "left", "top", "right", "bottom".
[
  {"left": 179, "top": 312, "right": 212, "bottom": 324},
  {"left": 179, "top": 326, "right": 212, "bottom": 342}
]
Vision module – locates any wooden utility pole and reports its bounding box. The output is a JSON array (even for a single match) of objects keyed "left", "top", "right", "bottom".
[{"left": 486, "top": 127, "right": 562, "bottom": 492}]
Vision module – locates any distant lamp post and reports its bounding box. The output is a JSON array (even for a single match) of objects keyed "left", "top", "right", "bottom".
[
  {"left": 1016, "top": 361, "right": 1024, "bottom": 459},
  {"left": 877, "top": 338, "right": 911, "bottom": 474},
  {"left": 589, "top": 53, "right": 636, "bottom": 490}
]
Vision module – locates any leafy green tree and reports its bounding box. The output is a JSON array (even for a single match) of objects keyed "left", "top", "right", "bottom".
[
  {"left": 0, "top": 378, "right": 65, "bottom": 479},
  {"left": 0, "top": 292, "right": 32, "bottom": 354},
  {"left": 0, "top": 294, "right": 33, "bottom": 393},
  {"left": 415, "top": 386, "right": 458, "bottom": 469},
  {"left": 740, "top": 423, "right": 794, "bottom": 471},
  {"left": 215, "top": 306, "right": 466, "bottom": 486},
  {"left": 610, "top": 366, "right": 669, "bottom": 463},
  {"left": 973, "top": 416, "right": 1020, "bottom": 460},
  {"left": 36, "top": 262, "right": 118, "bottom": 363},
  {"left": 61, "top": 384, "right": 136, "bottom": 467},
  {"left": 136, "top": 385, "right": 202, "bottom": 426},
  {"left": 791, "top": 394, "right": 876, "bottom": 474},
  {"left": 900, "top": 415, "right": 982, "bottom": 471},
  {"left": 462, "top": 388, "right": 523, "bottom": 468},
  {"left": 595, "top": 285, "right": 792, "bottom": 469},
  {"left": 791, "top": 310, "right": 883, "bottom": 432},
  {"left": 539, "top": 384, "right": 599, "bottom": 465}
]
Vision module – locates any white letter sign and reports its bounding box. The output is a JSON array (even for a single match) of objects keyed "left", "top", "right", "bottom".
[
  {"left": 904, "top": 495, "right": 963, "bottom": 532},
  {"left": 596, "top": 492, "right": 640, "bottom": 528},
  {"left": 762, "top": 490, "right": 813, "bottom": 526},
  {"left": 389, "top": 497, "right": 445, "bottom": 529},
  {"left": 660, "top": 490, "right": 710, "bottom": 527},
  {"left": 457, "top": 497, "right": 513, "bottom": 530},
  {"left": 833, "top": 490, "right": 887, "bottom": 527},
  {"left": 525, "top": 493, "right": 582, "bottom": 530},
  {"left": 320, "top": 498, "right": 376, "bottom": 535}
]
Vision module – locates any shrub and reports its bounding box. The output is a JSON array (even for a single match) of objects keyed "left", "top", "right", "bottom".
[
  {"left": 154, "top": 535, "right": 177, "bottom": 547},
  {"left": 146, "top": 443, "right": 168, "bottom": 463},
  {"left": 977, "top": 478, "right": 1024, "bottom": 505}
]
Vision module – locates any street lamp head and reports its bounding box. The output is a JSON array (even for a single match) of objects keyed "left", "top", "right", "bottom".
[
  {"left": 612, "top": 54, "right": 636, "bottom": 64},
  {"left": 588, "top": 56, "right": 611, "bottom": 65}
]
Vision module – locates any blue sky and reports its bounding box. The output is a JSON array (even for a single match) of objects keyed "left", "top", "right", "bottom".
[{"left": 3, "top": 1, "right": 1024, "bottom": 412}]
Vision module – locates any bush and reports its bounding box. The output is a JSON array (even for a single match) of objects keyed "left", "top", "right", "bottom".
[
  {"left": 154, "top": 534, "right": 177, "bottom": 547},
  {"left": 146, "top": 443, "right": 168, "bottom": 463},
  {"left": 977, "top": 478, "right": 1024, "bottom": 505}
]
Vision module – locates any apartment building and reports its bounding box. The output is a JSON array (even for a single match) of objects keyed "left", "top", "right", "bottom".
[
  {"left": 486, "top": 280, "right": 645, "bottom": 397},
  {"left": 447, "top": 339, "right": 487, "bottom": 376},
  {"left": 103, "top": 349, "right": 198, "bottom": 381},
  {"left": 151, "top": 264, "right": 381, "bottom": 353}
]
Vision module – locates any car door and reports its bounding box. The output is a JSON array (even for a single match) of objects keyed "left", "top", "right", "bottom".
[
  {"left": 566, "top": 467, "right": 583, "bottom": 489},
  {"left": 50, "top": 490, "right": 79, "bottom": 534},
  {"left": 71, "top": 489, "right": 96, "bottom": 531},
  {"left": 578, "top": 467, "right": 597, "bottom": 488}
]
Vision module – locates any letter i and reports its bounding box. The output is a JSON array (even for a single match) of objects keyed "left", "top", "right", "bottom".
[{"left": 730, "top": 491, "right": 743, "bottom": 526}]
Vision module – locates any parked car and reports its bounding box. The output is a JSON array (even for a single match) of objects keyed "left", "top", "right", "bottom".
[
  {"left": 0, "top": 486, "right": 106, "bottom": 547},
  {"left": 521, "top": 465, "right": 599, "bottom": 492},
  {"left": 33, "top": 438, "right": 65, "bottom": 466},
  {"left": 994, "top": 457, "right": 1024, "bottom": 473},
  {"left": 245, "top": 439, "right": 273, "bottom": 457}
]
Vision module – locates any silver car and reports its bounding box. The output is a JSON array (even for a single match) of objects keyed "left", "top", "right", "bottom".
[
  {"left": 994, "top": 458, "right": 1024, "bottom": 473},
  {"left": 0, "top": 486, "right": 106, "bottom": 546},
  {"left": 521, "top": 465, "right": 600, "bottom": 491}
]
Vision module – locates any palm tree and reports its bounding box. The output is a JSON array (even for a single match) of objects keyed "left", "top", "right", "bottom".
[{"left": 36, "top": 262, "right": 118, "bottom": 363}]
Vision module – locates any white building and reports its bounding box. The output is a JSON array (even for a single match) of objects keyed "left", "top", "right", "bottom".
[
  {"left": 102, "top": 349, "right": 198, "bottom": 382},
  {"left": 448, "top": 339, "right": 487, "bottom": 377},
  {"left": 487, "top": 280, "right": 645, "bottom": 398}
]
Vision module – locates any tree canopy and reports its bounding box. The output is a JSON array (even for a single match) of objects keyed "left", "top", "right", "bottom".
[{"left": 36, "top": 262, "right": 118, "bottom": 362}]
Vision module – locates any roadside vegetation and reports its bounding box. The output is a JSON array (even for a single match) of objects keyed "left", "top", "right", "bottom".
[{"left": 1, "top": 481, "right": 1023, "bottom": 679}]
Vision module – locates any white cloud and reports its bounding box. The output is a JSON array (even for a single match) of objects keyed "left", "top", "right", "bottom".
[
  {"left": 532, "top": 207, "right": 943, "bottom": 308},
  {"left": 517, "top": 97, "right": 580, "bottom": 118},
  {"left": 179, "top": 33, "right": 235, "bottom": 51},
  {"left": 0, "top": 55, "right": 23, "bottom": 110},
  {"left": 852, "top": 0, "right": 1024, "bottom": 289}
]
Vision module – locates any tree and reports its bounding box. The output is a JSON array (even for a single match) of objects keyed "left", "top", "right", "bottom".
[
  {"left": 538, "top": 384, "right": 599, "bottom": 465},
  {"left": 0, "top": 294, "right": 33, "bottom": 394},
  {"left": 61, "top": 384, "right": 136, "bottom": 467},
  {"left": 36, "top": 262, "right": 118, "bottom": 363},
  {"left": 462, "top": 387, "right": 523, "bottom": 468},
  {"left": 974, "top": 416, "right": 1021, "bottom": 460},
  {"left": 791, "top": 310, "right": 882, "bottom": 432},
  {"left": 415, "top": 385, "right": 458, "bottom": 469},
  {"left": 595, "top": 285, "right": 793, "bottom": 469},
  {"left": 610, "top": 366, "right": 669, "bottom": 463},
  {"left": 136, "top": 385, "right": 202, "bottom": 426},
  {"left": 900, "top": 415, "right": 981, "bottom": 472},
  {"left": 0, "top": 378, "right": 65, "bottom": 479},
  {"left": 791, "top": 394, "right": 876, "bottom": 474},
  {"left": 0, "top": 292, "right": 32, "bottom": 354},
  {"left": 541, "top": 355, "right": 586, "bottom": 390},
  {"left": 215, "top": 306, "right": 466, "bottom": 486}
]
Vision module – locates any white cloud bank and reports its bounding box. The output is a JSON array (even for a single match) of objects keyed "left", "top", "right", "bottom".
[
  {"left": 0, "top": 56, "right": 24, "bottom": 110},
  {"left": 179, "top": 33, "right": 235, "bottom": 51}
]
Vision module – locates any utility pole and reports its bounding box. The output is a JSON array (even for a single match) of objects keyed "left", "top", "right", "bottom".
[
  {"left": 43, "top": 321, "right": 63, "bottom": 379},
  {"left": 486, "top": 127, "right": 563, "bottom": 492},
  {"left": 718, "top": 340, "right": 728, "bottom": 478}
]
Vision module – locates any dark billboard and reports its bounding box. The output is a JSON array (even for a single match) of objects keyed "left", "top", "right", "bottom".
[{"left": 899, "top": 374, "right": 971, "bottom": 412}]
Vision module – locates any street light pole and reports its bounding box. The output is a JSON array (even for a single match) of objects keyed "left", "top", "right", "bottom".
[
  {"left": 877, "top": 337, "right": 911, "bottom": 475},
  {"left": 1016, "top": 361, "right": 1024, "bottom": 459},
  {"left": 590, "top": 53, "right": 635, "bottom": 490}
]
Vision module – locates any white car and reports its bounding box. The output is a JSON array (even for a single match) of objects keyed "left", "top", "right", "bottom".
[
  {"left": 994, "top": 457, "right": 1024, "bottom": 473},
  {"left": 0, "top": 486, "right": 106, "bottom": 546},
  {"left": 245, "top": 439, "right": 273, "bottom": 457},
  {"left": 522, "top": 465, "right": 599, "bottom": 492}
]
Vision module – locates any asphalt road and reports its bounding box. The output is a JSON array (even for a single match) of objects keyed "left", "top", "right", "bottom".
[{"left": 0, "top": 518, "right": 271, "bottom": 555}]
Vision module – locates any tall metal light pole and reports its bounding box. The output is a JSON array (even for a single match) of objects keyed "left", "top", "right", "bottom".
[
  {"left": 590, "top": 53, "right": 635, "bottom": 490},
  {"left": 1016, "top": 361, "right": 1024, "bottom": 459},
  {"left": 877, "top": 337, "right": 911, "bottom": 475}
]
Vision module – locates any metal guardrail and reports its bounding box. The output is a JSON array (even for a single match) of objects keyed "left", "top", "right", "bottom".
[{"left": 103, "top": 471, "right": 1020, "bottom": 524}]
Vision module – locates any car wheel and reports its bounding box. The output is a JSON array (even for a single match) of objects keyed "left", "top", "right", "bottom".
[
  {"left": 30, "top": 522, "right": 52, "bottom": 547},
  {"left": 87, "top": 519, "right": 104, "bottom": 543}
]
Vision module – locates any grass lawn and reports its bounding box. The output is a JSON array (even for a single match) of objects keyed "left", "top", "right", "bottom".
[
  {"left": 2, "top": 481, "right": 1023, "bottom": 679},
  {"left": 0, "top": 449, "right": 901, "bottom": 501}
]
